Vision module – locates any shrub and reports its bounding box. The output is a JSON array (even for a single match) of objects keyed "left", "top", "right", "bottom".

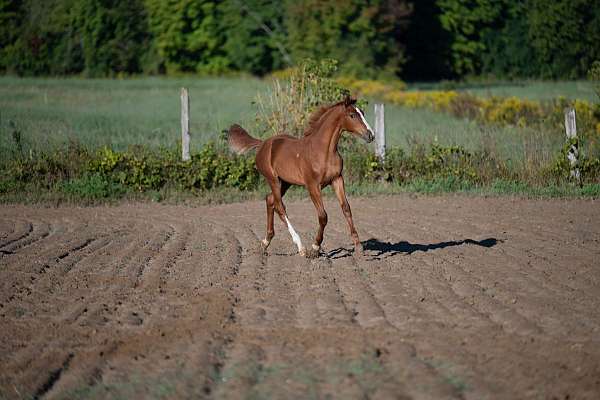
[
  {"left": 335, "top": 76, "right": 407, "bottom": 98},
  {"left": 87, "top": 143, "right": 259, "bottom": 192},
  {"left": 480, "top": 96, "right": 544, "bottom": 126},
  {"left": 548, "top": 138, "right": 600, "bottom": 184},
  {"left": 1, "top": 138, "right": 598, "bottom": 201},
  {"left": 61, "top": 173, "right": 127, "bottom": 199},
  {"left": 255, "top": 58, "right": 350, "bottom": 137}
]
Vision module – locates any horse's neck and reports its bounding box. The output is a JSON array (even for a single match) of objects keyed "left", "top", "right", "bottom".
[{"left": 307, "top": 108, "right": 343, "bottom": 156}]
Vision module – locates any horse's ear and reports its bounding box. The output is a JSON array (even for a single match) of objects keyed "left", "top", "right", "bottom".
[{"left": 344, "top": 95, "right": 357, "bottom": 107}]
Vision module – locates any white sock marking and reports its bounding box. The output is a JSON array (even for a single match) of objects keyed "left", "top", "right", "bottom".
[
  {"left": 355, "top": 106, "right": 373, "bottom": 132},
  {"left": 284, "top": 216, "right": 304, "bottom": 253}
]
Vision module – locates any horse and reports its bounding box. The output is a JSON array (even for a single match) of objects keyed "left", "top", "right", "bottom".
[{"left": 227, "top": 96, "right": 374, "bottom": 258}]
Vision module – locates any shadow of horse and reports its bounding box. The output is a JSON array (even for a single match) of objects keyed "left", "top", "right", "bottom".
[{"left": 326, "top": 237, "right": 500, "bottom": 260}]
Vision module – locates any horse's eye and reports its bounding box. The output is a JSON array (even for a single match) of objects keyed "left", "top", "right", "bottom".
[{"left": 350, "top": 114, "right": 357, "bottom": 119}]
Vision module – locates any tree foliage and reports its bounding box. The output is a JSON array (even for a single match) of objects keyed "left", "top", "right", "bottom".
[
  {"left": 1, "top": 0, "right": 599, "bottom": 79},
  {"left": 285, "top": 0, "right": 411, "bottom": 78},
  {"left": 219, "top": 0, "right": 289, "bottom": 76},
  {"left": 438, "top": 0, "right": 600, "bottom": 79},
  {"left": 77, "top": 0, "right": 150, "bottom": 76},
  {"left": 144, "top": 0, "right": 228, "bottom": 74},
  {"left": 527, "top": 0, "right": 600, "bottom": 79},
  {"left": 437, "top": 0, "right": 504, "bottom": 76}
]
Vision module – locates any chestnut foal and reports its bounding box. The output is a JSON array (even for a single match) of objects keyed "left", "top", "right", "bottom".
[{"left": 228, "top": 96, "right": 374, "bottom": 258}]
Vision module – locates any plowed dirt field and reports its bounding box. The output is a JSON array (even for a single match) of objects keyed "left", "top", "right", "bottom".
[{"left": 1, "top": 195, "right": 599, "bottom": 399}]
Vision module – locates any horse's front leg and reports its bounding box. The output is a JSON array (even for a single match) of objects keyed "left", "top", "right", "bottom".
[
  {"left": 331, "top": 176, "right": 362, "bottom": 255},
  {"left": 306, "top": 184, "right": 327, "bottom": 258}
]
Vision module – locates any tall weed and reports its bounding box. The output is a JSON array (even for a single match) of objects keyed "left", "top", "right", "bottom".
[{"left": 254, "top": 59, "right": 349, "bottom": 137}]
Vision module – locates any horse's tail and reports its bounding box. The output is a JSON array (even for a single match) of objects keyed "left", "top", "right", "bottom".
[{"left": 228, "top": 124, "right": 262, "bottom": 155}]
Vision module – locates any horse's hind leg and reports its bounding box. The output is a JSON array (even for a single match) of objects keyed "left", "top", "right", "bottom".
[
  {"left": 262, "top": 181, "right": 297, "bottom": 254},
  {"left": 269, "top": 180, "right": 305, "bottom": 256},
  {"left": 261, "top": 193, "right": 275, "bottom": 254}
]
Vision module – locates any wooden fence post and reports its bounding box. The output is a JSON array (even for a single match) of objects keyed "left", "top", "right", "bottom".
[
  {"left": 564, "top": 107, "right": 580, "bottom": 184},
  {"left": 374, "top": 103, "right": 386, "bottom": 161},
  {"left": 181, "top": 87, "right": 190, "bottom": 161}
]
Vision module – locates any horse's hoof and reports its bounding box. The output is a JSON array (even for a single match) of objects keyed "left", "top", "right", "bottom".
[
  {"left": 299, "top": 247, "right": 307, "bottom": 257},
  {"left": 260, "top": 240, "right": 269, "bottom": 256},
  {"left": 305, "top": 247, "right": 320, "bottom": 259},
  {"left": 354, "top": 245, "right": 364, "bottom": 258}
]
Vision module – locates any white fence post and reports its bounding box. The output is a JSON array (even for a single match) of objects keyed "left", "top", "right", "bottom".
[
  {"left": 564, "top": 107, "right": 580, "bottom": 184},
  {"left": 374, "top": 103, "right": 385, "bottom": 161},
  {"left": 181, "top": 87, "right": 190, "bottom": 161}
]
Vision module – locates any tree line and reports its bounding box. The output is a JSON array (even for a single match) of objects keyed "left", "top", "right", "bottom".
[{"left": 1, "top": 0, "right": 599, "bottom": 80}]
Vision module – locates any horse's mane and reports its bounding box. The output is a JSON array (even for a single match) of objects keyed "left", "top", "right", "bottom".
[{"left": 303, "top": 100, "right": 346, "bottom": 137}]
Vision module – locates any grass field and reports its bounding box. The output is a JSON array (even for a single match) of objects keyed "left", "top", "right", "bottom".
[
  {"left": 0, "top": 76, "right": 266, "bottom": 154},
  {"left": 380, "top": 103, "right": 560, "bottom": 162},
  {"left": 1, "top": 76, "right": 575, "bottom": 164},
  {"left": 410, "top": 80, "right": 597, "bottom": 102}
]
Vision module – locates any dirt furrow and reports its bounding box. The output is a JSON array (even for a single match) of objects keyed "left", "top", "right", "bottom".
[
  {"left": 1, "top": 197, "right": 600, "bottom": 399},
  {"left": 136, "top": 221, "right": 191, "bottom": 291},
  {"left": 0, "top": 219, "right": 32, "bottom": 250},
  {"left": 354, "top": 201, "right": 600, "bottom": 399},
  {"left": 399, "top": 210, "right": 600, "bottom": 339},
  {"left": 0, "top": 219, "right": 51, "bottom": 256},
  {"left": 389, "top": 197, "right": 600, "bottom": 292}
]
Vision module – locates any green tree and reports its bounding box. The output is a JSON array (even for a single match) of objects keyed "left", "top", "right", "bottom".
[
  {"left": 1, "top": 0, "right": 84, "bottom": 75},
  {"left": 219, "top": 0, "right": 290, "bottom": 76},
  {"left": 0, "top": 0, "right": 24, "bottom": 72},
  {"left": 285, "top": 0, "right": 412, "bottom": 78},
  {"left": 144, "top": 0, "right": 229, "bottom": 74},
  {"left": 439, "top": 0, "right": 600, "bottom": 79},
  {"left": 437, "top": 0, "right": 505, "bottom": 76},
  {"left": 528, "top": 0, "right": 600, "bottom": 79},
  {"left": 1, "top": 0, "right": 150, "bottom": 76},
  {"left": 76, "top": 0, "right": 150, "bottom": 76},
  {"left": 480, "top": 1, "right": 536, "bottom": 78}
]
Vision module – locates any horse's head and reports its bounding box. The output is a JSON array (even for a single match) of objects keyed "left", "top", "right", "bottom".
[{"left": 340, "top": 96, "right": 374, "bottom": 143}]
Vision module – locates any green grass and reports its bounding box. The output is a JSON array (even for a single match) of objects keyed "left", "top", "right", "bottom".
[
  {"left": 361, "top": 103, "right": 562, "bottom": 162},
  {"left": 1, "top": 77, "right": 587, "bottom": 166},
  {"left": 0, "top": 76, "right": 267, "bottom": 155},
  {"left": 361, "top": 80, "right": 597, "bottom": 168},
  {"left": 2, "top": 76, "right": 597, "bottom": 203},
  {"left": 462, "top": 80, "right": 597, "bottom": 102},
  {"left": 2, "top": 178, "right": 597, "bottom": 207},
  {"left": 409, "top": 79, "right": 597, "bottom": 102}
]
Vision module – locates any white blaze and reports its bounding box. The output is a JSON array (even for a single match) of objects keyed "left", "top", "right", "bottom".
[
  {"left": 355, "top": 106, "right": 373, "bottom": 132},
  {"left": 284, "top": 216, "right": 304, "bottom": 254}
]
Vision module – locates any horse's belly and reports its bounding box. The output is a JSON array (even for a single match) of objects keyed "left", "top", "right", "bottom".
[{"left": 274, "top": 160, "right": 304, "bottom": 185}]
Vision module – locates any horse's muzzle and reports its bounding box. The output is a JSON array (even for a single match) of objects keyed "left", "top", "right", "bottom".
[{"left": 363, "top": 130, "right": 375, "bottom": 143}]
